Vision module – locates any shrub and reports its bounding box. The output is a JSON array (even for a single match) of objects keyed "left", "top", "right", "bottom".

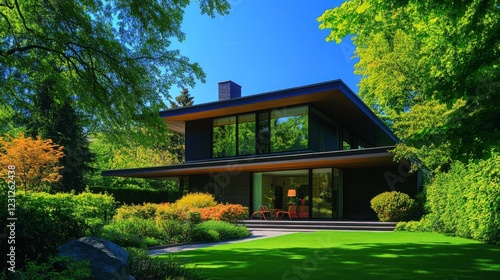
[
  {"left": 156, "top": 219, "right": 192, "bottom": 244},
  {"left": 127, "top": 248, "right": 205, "bottom": 280},
  {"left": 90, "top": 186, "right": 181, "bottom": 205},
  {"left": 370, "top": 191, "right": 417, "bottom": 222},
  {"left": 199, "top": 204, "right": 248, "bottom": 223},
  {"left": 192, "top": 221, "right": 250, "bottom": 242},
  {"left": 0, "top": 191, "right": 115, "bottom": 270},
  {"left": 176, "top": 192, "right": 217, "bottom": 209},
  {"left": 100, "top": 219, "right": 164, "bottom": 248},
  {"left": 10, "top": 256, "right": 92, "bottom": 280},
  {"left": 424, "top": 151, "right": 500, "bottom": 244},
  {"left": 395, "top": 220, "right": 432, "bottom": 232},
  {"left": 114, "top": 203, "right": 162, "bottom": 220}
]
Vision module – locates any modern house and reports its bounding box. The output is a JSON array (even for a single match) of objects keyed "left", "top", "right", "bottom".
[{"left": 103, "top": 80, "right": 419, "bottom": 220}]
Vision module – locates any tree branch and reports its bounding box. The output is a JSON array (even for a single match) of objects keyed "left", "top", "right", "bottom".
[{"left": 14, "top": 0, "right": 34, "bottom": 33}]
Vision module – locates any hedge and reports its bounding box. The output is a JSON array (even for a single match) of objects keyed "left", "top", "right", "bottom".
[
  {"left": 409, "top": 150, "right": 500, "bottom": 244},
  {"left": 90, "top": 186, "right": 181, "bottom": 205},
  {"left": 0, "top": 191, "right": 115, "bottom": 271}
]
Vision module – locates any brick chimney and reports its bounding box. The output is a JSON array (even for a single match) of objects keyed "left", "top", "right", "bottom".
[{"left": 218, "top": 80, "right": 241, "bottom": 100}]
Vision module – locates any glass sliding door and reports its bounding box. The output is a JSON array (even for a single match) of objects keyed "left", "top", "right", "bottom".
[
  {"left": 252, "top": 170, "right": 309, "bottom": 218},
  {"left": 252, "top": 168, "right": 342, "bottom": 219},
  {"left": 312, "top": 168, "right": 343, "bottom": 218},
  {"left": 312, "top": 168, "right": 333, "bottom": 218}
]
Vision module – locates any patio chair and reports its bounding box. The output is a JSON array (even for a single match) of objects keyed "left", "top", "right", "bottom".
[
  {"left": 276, "top": 205, "right": 298, "bottom": 220},
  {"left": 250, "top": 205, "right": 272, "bottom": 220}
]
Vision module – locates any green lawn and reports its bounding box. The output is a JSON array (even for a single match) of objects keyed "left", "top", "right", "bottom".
[{"left": 159, "top": 231, "right": 500, "bottom": 280}]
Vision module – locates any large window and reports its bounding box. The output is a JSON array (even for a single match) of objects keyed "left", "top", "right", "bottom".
[
  {"left": 271, "top": 106, "right": 308, "bottom": 153},
  {"left": 237, "top": 114, "right": 256, "bottom": 156},
  {"left": 212, "top": 116, "right": 236, "bottom": 157},
  {"left": 212, "top": 106, "right": 309, "bottom": 158}
]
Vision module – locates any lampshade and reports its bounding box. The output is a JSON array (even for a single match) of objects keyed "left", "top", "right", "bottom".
[{"left": 287, "top": 189, "right": 296, "bottom": 197}]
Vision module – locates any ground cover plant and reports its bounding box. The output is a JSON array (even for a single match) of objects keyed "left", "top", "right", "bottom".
[{"left": 163, "top": 231, "right": 500, "bottom": 280}]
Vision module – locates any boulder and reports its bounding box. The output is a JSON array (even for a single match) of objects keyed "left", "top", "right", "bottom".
[{"left": 58, "top": 237, "right": 134, "bottom": 280}]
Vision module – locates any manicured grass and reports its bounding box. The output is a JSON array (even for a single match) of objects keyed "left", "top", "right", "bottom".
[{"left": 158, "top": 231, "right": 500, "bottom": 280}]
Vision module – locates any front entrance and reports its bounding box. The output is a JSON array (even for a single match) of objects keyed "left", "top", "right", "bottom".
[{"left": 252, "top": 168, "right": 343, "bottom": 219}]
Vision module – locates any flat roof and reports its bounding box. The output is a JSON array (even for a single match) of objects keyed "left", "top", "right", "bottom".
[
  {"left": 161, "top": 80, "right": 398, "bottom": 145},
  {"left": 102, "top": 147, "right": 397, "bottom": 179}
]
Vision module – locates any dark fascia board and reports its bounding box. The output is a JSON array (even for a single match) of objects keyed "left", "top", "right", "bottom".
[
  {"left": 160, "top": 79, "right": 399, "bottom": 143},
  {"left": 102, "top": 146, "right": 396, "bottom": 178}
]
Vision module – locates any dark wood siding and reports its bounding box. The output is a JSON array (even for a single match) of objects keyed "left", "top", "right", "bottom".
[
  {"left": 188, "top": 172, "right": 250, "bottom": 207},
  {"left": 185, "top": 119, "right": 212, "bottom": 161},
  {"left": 343, "top": 167, "right": 418, "bottom": 220}
]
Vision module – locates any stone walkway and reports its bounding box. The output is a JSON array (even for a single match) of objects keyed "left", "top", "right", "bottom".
[{"left": 148, "top": 230, "right": 295, "bottom": 256}]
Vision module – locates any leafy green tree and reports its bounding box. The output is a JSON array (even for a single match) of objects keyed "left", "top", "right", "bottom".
[
  {"left": 86, "top": 132, "right": 177, "bottom": 191},
  {"left": 1, "top": 0, "right": 231, "bottom": 144},
  {"left": 319, "top": 1, "right": 500, "bottom": 173}
]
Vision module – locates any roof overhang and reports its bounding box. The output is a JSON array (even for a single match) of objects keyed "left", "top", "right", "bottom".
[
  {"left": 102, "top": 147, "right": 398, "bottom": 179},
  {"left": 161, "top": 80, "right": 398, "bottom": 146}
]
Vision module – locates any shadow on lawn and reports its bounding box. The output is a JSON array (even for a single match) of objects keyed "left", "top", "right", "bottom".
[{"left": 165, "top": 239, "right": 500, "bottom": 280}]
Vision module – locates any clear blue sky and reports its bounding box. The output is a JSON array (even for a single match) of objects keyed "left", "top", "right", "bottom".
[{"left": 171, "top": 1, "right": 359, "bottom": 105}]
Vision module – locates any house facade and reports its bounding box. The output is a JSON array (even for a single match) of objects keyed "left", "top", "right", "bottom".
[{"left": 103, "top": 80, "right": 419, "bottom": 220}]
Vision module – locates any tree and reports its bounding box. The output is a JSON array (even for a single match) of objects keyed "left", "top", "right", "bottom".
[
  {"left": 169, "top": 88, "right": 195, "bottom": 108},
  {"left": 1, "top": 0, "right": 231, "bottom": 144},
  {"left": 27, "top": 78, "right": 93, "bottom": 193},
  {"left": 0, "top": 133, "right": 64, "bottom": 192},
  {"left": 319, "top": 1, "right": 500, "bottom": 173},
  {"left": 169, "top": 88, "right": 194, "bottom": 162}
]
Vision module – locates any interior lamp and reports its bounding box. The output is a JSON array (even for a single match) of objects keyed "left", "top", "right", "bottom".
[{"left": 287, "top": 189, "right": 296, "bottom": 197}]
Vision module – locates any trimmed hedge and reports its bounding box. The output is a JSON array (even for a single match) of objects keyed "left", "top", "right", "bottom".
[
  {"left": 370, "top": 191, "right": 417, "bottom": 222},
  {"left": 421, "top": 151, "right": 500, "bottom": 244},
  {"left": 90, "top": 186, "right": 181, "bottom": 205}
]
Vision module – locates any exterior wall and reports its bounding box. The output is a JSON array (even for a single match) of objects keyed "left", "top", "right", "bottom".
[
  {"left": 188, "top": 172, "right": 250, "bottom": 207},
  {"left": 185, "top": 119, "right": 212, "bottom": 161},
  {"left": 343, "top": 167, "right": 418, "bottom": 220},
  {"left": 309, "top": 110, "right": 339, "bottom": 152}
]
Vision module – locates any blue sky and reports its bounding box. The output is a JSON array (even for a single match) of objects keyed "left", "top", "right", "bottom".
[{"left": 171, "top": 1, "right": 359, "bottom": 105}]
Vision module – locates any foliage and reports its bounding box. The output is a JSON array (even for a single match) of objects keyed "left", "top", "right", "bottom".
[
  {"left": 85, "top": 132, "right": 180, "bottom": 193},
  {"left": 167, "top": 88, "right": 194, "bottom": 163},
  {"left": 114, "top": 203, "right": 164, "bottom": 220},
  {"left": 395, "top": 220, "right": 432, "bottom": 233},
  {"left": 191, "top": 220, "right": 250, "bottom": 242},
  {"left": 100, "top": 219, "right": 164, "bottom": 248},
  {"left": 422, "top": 151, "right": 500, "bottom": 244},
  {"left": 199, "top": 204, "right": 248, "bottom": 223},
  {"left": 127, "top": 248, "right": 205, "bottom": 280},
  {"left": 370, "top": 191, "right": 417, "bottom": 222},
  {"left": 26, "top": 78, "right": 93, "bottom": 193},
  {"left": 0, "top": 133, "right": 64, "bottom": 192},
  {"left": 9, "top": 256, "right": 92, "bottom": 280},
  {"left": 0, "top": 0, "right": 231, "bottom": 145},
  {"left": 103, "top": 196, "right": 248, "bottom": 248},
  {"left": 175, "top": 192, "right": 217, "bottom": 209},
  {"left": 0, "top": 190, "right": 115, "bottom": 270},
  {"left": 91, "top": 186, "right": 181, "bottom": 205},
  {"left": 319, "top": 1, "right": 500, "bottom": 172}
]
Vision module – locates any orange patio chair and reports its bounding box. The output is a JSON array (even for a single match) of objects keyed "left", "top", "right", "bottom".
[
  {"left": 276, "top": 205, "right": 298, "bottom": 220},
  {"left": 250, "top": 205, "right": 272, "bottom": 220}
]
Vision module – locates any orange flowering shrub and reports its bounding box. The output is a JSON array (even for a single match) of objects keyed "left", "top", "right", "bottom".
[
  {"left": 0, "top": 133, "right": 64, "bottom": 191},
  {"left": 200, "top": 204, "right": 248, "bottom": 223}
]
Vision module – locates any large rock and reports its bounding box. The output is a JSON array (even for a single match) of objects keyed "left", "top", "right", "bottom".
[{"left": 58, "top": 237, "right": 134, "bottom": 280}]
